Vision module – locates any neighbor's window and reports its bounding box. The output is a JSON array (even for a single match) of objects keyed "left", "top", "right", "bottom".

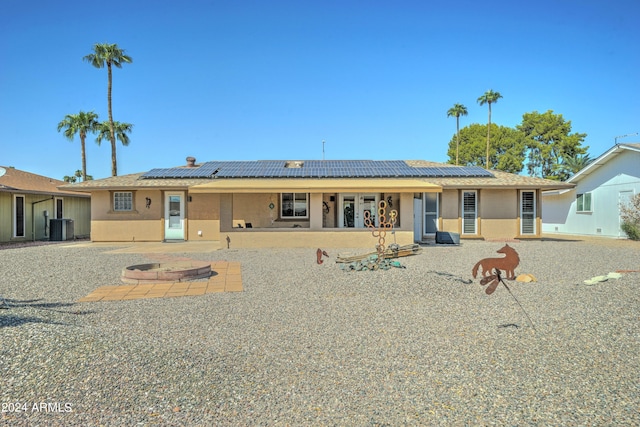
[
  {"left": 114, "top": 192, "right": 133, "bottom": 211},
  {"left": 281, "top": 193, "right": 308, "bottom": 218},
  {"left": 576, "top": 192, "right": 592, "bottom": 212}
]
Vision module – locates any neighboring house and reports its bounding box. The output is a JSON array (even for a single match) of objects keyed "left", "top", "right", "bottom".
[
  {"left": 0, "top": 166, "right": 91, "bottom": 242},
  {"left": 542, "top": 143, "right": 640, "bottom": 238},
  {"left": 62, "top": 158, "right": 572, "bottom": 248}
]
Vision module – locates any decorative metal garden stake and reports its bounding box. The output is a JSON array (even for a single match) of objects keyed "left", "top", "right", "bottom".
[
  {"left": 472, "top": 244, "right": 520, "bottom": 279},
  {"left": 480, "top": 268, "right": 537, "bottom": 332},
  {"left": 364, "top": 200, "right": 398, "bottom": 262}
]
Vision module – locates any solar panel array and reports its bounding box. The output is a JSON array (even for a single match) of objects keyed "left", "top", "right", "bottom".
[{"left": 141, "top": 160, "right": 494, "bottom": 179}]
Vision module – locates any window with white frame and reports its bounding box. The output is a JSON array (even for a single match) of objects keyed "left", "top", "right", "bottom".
[
  {"left": 462, "top": 191, "right": 477, "bottom": 234},
  {"left": 576, "top": 192, "right": 592, "bottom": 213},
  {"left": 281, "top": 193, "right": 308, "bottom": 218},
  {"left": 520, "top": 191, "right": 536, "bottom": 234},
  {"left": 113, "top": 192, "right": 133, "bottom": 211}
]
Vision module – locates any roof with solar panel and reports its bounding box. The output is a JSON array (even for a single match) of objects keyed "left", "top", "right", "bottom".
[{"left": 141, "top": 160, "right": 495, "bottom": 180}]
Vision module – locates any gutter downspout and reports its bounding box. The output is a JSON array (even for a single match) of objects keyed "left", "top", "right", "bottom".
[{"left": 31, "top": 196, "right": 53, "bottom": 241}]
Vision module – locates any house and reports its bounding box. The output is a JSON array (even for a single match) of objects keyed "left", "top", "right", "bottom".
[
  {"left": 61, "top": 158, "right": 573, "bottom": 248},
  {"left": 0, "top": 166, "right": 91, "bottom": 243},
  {"left": 542, "top": 143, "right": 640, "bottom": 238}
]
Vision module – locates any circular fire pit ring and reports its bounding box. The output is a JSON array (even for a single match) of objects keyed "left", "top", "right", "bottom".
[{"left": 122, "top": 261, "right": 212, "bottom": 284}]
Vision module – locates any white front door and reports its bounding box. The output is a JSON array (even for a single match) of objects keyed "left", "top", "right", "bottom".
[
  {"left": 423, "top": 192, "right": 439, "bottom": 237},
  {"left": 165, "top": 192, "right": 185, "bottom": 240},
  {"left": 339, "top": 194, "right": 380, "bottom": 228},
  {"left": 413, "top": 197, "right": 423, "bottom": 242}
]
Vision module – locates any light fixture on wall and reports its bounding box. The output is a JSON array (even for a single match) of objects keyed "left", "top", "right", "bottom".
[
  {"left": 387, "top": 196, "right": 393, "bottom": 208},
  {"left": 145, "top": 197, "right": 152, "bottom": 209}
]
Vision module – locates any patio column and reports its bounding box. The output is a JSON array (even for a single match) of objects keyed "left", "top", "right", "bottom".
[
  {"left": 399, "top": 193, "right": 413, "bottom": 230},
  {"left": 309, "top": 193, "right": 323, "bottom": 230}
]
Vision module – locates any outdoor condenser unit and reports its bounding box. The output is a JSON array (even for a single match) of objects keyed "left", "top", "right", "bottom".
[
  {"left": 50, "top": 219, "right": 75, "bottom": 241},
  {"left": 435, "top": 231, "right": 460, "bottom": 245}
]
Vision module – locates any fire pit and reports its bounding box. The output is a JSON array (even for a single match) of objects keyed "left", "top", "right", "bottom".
[{"left": 122, "top": 261, "right": 211, "bottom": 284}]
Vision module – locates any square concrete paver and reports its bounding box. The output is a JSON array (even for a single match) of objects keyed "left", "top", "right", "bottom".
[{"left": 78, "top": 260, "right": 243, "bottom": 302}]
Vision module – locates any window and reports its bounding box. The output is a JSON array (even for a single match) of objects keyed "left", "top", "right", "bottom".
[
  {"left": 14, "top": 195, "right": 25, "bottom": 237},
  {"left": 281, "top": 193, "right": 308, "bottom": 218},
  {"left": 114, "top": 192, "right": 133, "bottom": 211},
  {"left": 576, "top": 192, "right": 592, "bottom": 212},
  {"left": 521, "top": 191, "right": 535, "bottom": 234},
  {"left": 462, "top": 191, "right": 477, "bottom": 234},
  {"left": 55, "top": 198, "right": 63, "bottom": 219}
]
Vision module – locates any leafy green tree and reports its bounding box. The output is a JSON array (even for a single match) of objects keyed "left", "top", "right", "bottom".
[
  {"left": 517, "top": 110, "right": 588, "bottom": 180},
  {"left": 63, "top": 175, "right": 77, "bottom": 183},
  {"left": 447, "top": 103, "right": 468, "bottom": 165},
  {"left": 57, "top": 111, "right": 100, "bottom": 181},
  {"left": 477, "top": 90, "right": 503, "bottom": 169},
  {"left": 447, "top": 123, "right": 525, "bottom": 174},
  {"left": 84, "top": 43, "right": 132, "bottom": 176},
  {"left": 96, "top": 121, "right": 133, "bottom": 150}
]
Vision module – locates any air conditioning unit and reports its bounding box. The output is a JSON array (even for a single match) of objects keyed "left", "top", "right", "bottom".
[
  {"left": 50, "top": 219, "right": 75, "bottom": 241},
  {"left": 435, "top": 231, "right": 460, "bottom": 245}
]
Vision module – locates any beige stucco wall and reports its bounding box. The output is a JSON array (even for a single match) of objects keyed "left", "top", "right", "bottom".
[
  {"left": 440, "top": 190, "right": 459, "bottom": 221},
  {"left": 432, "top": 188, "right": 541, "bottom": 240},
  {"left": 478, "top": 189, "right": 518, "bottom": 239},
  {"left": 186, "top": 193, "right": 220, "bottom": 241},
  {"left": 222, "top": 229, "right": 415, "bottom": 248},
  {"left": 91, "top": 190, "right": 164, "bottom": 241},
  {"left": 87, "top": 187, "right": 541, "bottom": 244}
]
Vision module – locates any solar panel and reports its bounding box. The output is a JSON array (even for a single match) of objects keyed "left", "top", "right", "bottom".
[{"left": 141, "top": 160, "right": 494, "bottom": 179}]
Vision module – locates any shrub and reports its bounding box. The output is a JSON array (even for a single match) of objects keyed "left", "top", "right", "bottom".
[
  {"left": 620, "top": 193, "right": 640, "bottom": 240},
  {"left": 621, "top": 221, "right": 640, "bottom": 241}
]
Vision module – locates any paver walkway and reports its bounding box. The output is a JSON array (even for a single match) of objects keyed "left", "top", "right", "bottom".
[{"left": 78, "top": 260, "right": 242, "bottom": 302}]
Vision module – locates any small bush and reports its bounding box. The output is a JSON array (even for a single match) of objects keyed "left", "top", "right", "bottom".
[
  {"left": 620, "top": 194, "right": 640, "bottom": 240},
  {"left": 621, "top": 221, "right": 640, "bottom": 241}
]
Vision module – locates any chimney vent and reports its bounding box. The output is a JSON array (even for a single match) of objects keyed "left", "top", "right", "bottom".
[{"left": 186, "top": 156, "right": 196, "bottom": 167}]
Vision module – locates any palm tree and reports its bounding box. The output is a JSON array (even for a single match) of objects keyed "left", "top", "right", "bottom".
[
  {"left": 57, "top": 111, "right": 100, "bottom": 181},
  {"left": 477, "top": 90, "right": 503, "bottom": 169},
  {"left": 96, "top": 121, "right": 133, "bottom": 154},
  {"left": 447, "top": 103, "right": 468, "bottom": 165},
  {"left": 554, "top": 153, "right": 593, "bottom": 180},
  {"left": 84, "top": 43, "right": 132, "bottom": 176}
]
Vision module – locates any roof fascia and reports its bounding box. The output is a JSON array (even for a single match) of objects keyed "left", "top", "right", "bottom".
[{"left": 568, "top": 144, "right": 638, "bottom": 183}]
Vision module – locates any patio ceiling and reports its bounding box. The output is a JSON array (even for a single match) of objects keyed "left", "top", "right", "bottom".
[{"left": 189, "top": 178, "right": 442, "bottom": 193}]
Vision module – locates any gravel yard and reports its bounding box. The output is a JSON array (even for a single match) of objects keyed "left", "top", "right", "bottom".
[{"left": 1, "top": 238, "right": 639, "bottom": 426}]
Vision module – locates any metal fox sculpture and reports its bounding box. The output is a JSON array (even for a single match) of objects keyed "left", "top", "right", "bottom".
[{"left": 472, "top": 244, "right": 520, "bottom": 280}]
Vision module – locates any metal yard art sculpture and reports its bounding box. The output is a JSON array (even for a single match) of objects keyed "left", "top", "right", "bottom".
[
  {"left": 473, "top": 244, "right": 536, "bottom": 332},
  {"left": 335, "top": 200, "right": 421, "bottom": 269},
  {"left": 472, "top": 244, "right": 519, "bottom": 280},
  {"left": 363, "top": 200, "right": 397, "bottom": 262}
]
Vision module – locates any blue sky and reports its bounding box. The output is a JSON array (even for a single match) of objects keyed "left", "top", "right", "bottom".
[{"left": 1, "top": 0, "right": 638, "bottom": 180}]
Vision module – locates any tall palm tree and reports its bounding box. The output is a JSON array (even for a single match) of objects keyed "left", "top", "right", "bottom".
[
  {"left": 477, "top": 90, "right": 503, "bottom": 169},
  {"left": 96, "top": 121, "right": 133, "bottom": 153},
  {"left": 447, "top": 103, "right": 468, "bottom": 165},
  {"left": 57, "top": 111, "right": 100, "bottom": 181},
  {"left": 84, "top": 43, "right": 132, "bottom": 176}
]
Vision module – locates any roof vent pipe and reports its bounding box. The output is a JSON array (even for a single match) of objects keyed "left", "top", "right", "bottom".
[{"left": 186, "top": 156, "right": 196, "bottom": 167}]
